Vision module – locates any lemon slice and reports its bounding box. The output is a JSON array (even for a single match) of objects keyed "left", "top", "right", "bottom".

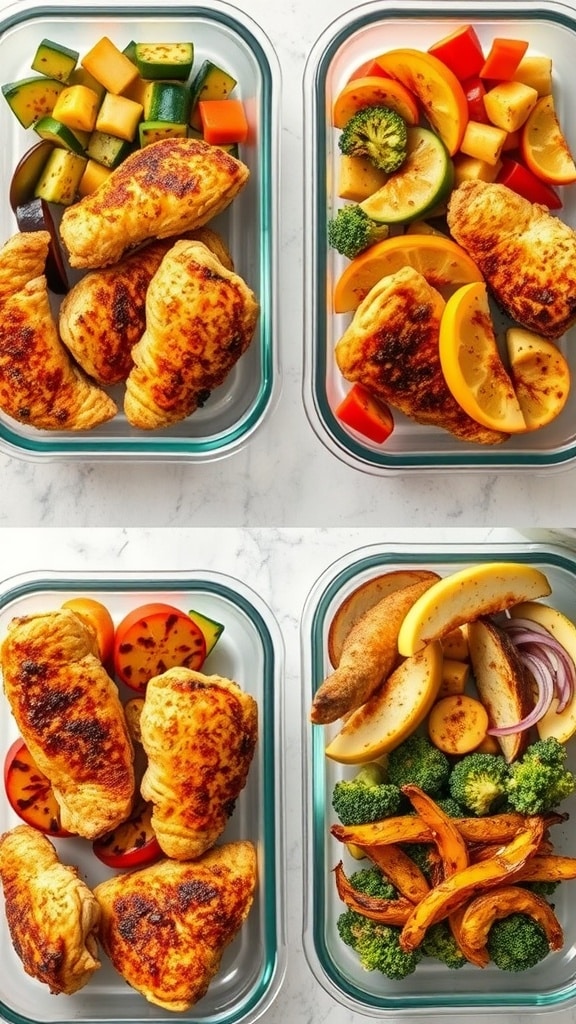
[
  {"left": 506, "top": 327, "right": 571, "bottom": 429},
  {"left": 439, "top": 281, "right": 527, "bottom": 433},
  {"left": 333, "top": 233, "right": 482, "bottom": 313},
  {"left": 521, "top": 95, "right": 576, "bottom": 185}
]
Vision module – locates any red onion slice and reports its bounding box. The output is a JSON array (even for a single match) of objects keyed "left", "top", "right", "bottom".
[{"left": 487, "top": 653, "right": 555, "bottom": 736}]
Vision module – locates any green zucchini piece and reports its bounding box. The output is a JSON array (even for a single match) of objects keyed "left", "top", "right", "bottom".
[
  {"left": 138, "top": 120, "right": 188, "bottom": 147},
  {"left": 134, "top": 42, "right": 194, "bottom": 81},
  {"left": 189, "top": 59, "right": 237, "bottom": 129},
  {"left": 9, "top": 140, "right": 53, "bottom": 211},
  {"left": 86, "top": 129, "right": 133, "bottom": 169},
  {"left": 2, "top": 76, "right": 65, "bottom": 129},
  {"left": 31, "top": 38, "right": 79, "bottom": 82},
  {"left": 34, "top": 115, "right": 86, "bottom": 154},
  {"left": 143, "top": 81, "right": 191, "bottom": 123},
  {"left": 34, "top": 148, "right": 87, "bottom": 205},
  {"left": 360, "top": 126, "right": 454, "bottom": 225},
  {"left": 123, "top": 40, "right": 138, "bottom": 64},
  {"left": 188, "top": 609, "right": 224, "bottom": 656}
]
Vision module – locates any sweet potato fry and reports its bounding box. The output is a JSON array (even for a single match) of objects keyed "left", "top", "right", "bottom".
[
  {"left": 364, "top": 843, "right": 430, "bottom": 902},
  {"left": 460, "top": 884, "right": 563, "bottom": 959},
  {"left": 399, "top": 816, "right": 546, "bottom": 951},
  {"left": 402, "top": 785, "right": 469, "bottom": 875},
  {"left": 331, "top": 811, "right": 534, "bottom": 848},
  {"left": 333, "top": 861, "right": 413, "bottom": 924},
  {"left": 514, "top": 854, "right": 576, "bottom": 883}
]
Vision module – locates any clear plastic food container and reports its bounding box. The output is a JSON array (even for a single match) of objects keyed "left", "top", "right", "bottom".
[
  {"left": 0, "top": 0, "right": 280, "bottom": 462},
  {"left": 303, "top": 0, "right": 576, "bottom": 473},
  {"left": 302, "top": 540, "right": 576, "bottom": 1013},
  {"left": 0, "top": 569, "right": 286, "bottom": 1024}
]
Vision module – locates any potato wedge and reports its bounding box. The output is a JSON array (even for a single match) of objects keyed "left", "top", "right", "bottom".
[
  {"left": 460, "top": 884, "right": 563, "bottom": 956},
  {"left": 510, "top": 601, "right": 576, "bottom": 743},
  {"left": 468, "top": 618, "right": 534, "bottom": 762},
  {"left": 312, "top": 577, "right": 439, "bottom": 724},
  {"left": 397, "top": 562, "right": 552, "bottom": 656},
  {"left": 328, "top": 569, "right": 441, "bottom": 668}
]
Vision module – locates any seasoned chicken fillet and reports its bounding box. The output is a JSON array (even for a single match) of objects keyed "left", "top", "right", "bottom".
[
  {"left": 140, "top": 668, "right": 258, "bottom": 860},
  {"left": 0, "top": 232, "right": 117, "bottom": 429},
  {"left": 0, "top": 824, "right": 100, "bottom": 994},
  {"left": 335, "top": 265, "right": 507, "bottom": 445},
  {"left": 124, "top": 239, "right": 259, "bottom": 429},
  {"left": 0, "top": 609, "right": 135, "bottom": 838},
  {"left": 60, "top": 137, "right": 249, "bottom": 268},
  {"left": 447, "top": 179, "right": 576, "bottom": 339},
  {"left": 58, "top": 227, "right": 233, "bottom": 386},
  {"left": 94, "top": 843, "right": 257, "bottom": 1012}
]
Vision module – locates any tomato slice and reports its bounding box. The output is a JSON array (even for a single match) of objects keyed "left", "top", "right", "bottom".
[
  {"left": 4, "top": 738, "right": 71, "bottom": 837},
  {"left": 62, "top": 596, "right": 115, "bottom": 668},
  {"left": 113, "top": 602, "right": 207, "bottom": 691},
  {"left": 93, "top": 798, "right": 162, "bottom": 868}
]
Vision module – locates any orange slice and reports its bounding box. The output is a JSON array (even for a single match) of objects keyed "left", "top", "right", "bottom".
[
  {"left": 332, "top": 75, "right": 420, "bottom": 128},
  {"left": 439, "top": 282, "right": 527, "bottom": 433},
  {"left": 506, "top": 327, "right": 571, "bottom": 429},
  {"left": 333, "top": 234, "right": 483, "bottom": 313},
  {"left": 521, "top": 94, "right": 576, "bottom": 185},
  {"left": 374, "top": 48, "right": 468, "bottom": 155}
]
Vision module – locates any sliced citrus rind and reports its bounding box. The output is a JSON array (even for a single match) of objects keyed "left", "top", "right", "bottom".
[
  {"left": 521, "top": 94, "right": 576, "bottom": 185},
  {"left": 332, "top": 75, "right": 420, "bottom": 128},
  {"left": 506, "top": 327, "right": 571, "bottom": 429}
]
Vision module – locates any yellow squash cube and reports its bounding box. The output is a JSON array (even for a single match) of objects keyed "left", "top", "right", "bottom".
[
  {"left": 96, "top": 92, "right": 143, "bottom": 141},
  {"left": 52, "top": 83, "right": 99, "bottom": 132}
]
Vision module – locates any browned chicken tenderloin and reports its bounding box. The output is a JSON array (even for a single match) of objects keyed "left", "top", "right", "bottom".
[
  {"left": 335, "top": 265, "right": 508, "bottom": 446},
  {"left": 94, "top": 843, "right": 257, "bottom": 1012},
  {"left": 60, "top": 137, "right": 249, "bottom": 269},
  {"left": 0, "top": 609, "right": 135, "bottom": 838},
  {"left": 0, "top": 824, "right": 100, "bottom": 995},
  {"left": 124, "top": 239, "right": 259, "bottom": 429},
  {"left": 447, "top": 179, "right": 576, "bottom": 339},
  {"left": 0, "top": 231, "right": 117, "bottom": 430},
  {"left": 140, "top": 667, "right": 258, "bottom": 860},
  {"left": 58, "top": 227, "right": 234, "bottom": 386}
]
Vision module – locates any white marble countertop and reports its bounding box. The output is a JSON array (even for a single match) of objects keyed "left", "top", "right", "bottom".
[
  {"left": 0, "top": 0, "right": 574, "bottom": 526},
  {"left": 1, "top": 526, "right": 576, "bottom": 1024}
]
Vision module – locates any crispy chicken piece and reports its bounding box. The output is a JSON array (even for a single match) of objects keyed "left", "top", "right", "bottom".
[
  {"left": 0, "top": 609, "right": 135, "bottom": 838},
  {"left": 58, "top": 227, "right": 234, "bottom": 386},
  {"left": 124, "top": 239, "right": 259, "bottom": 429},
  {"left": 447, "top": 180, "right": 576, "bottom": 339},
  {"left": 94, "top": 842, "right": 257, "bottom": 1012},
  {"left": 335, "top": 265, "right": 507, "bottom": 445},
  {"left": 60, "top": 137, "right": 249, "bottom": 269},
  {"left": 0, "top": 824, "right": 100, "bottom": 994},
  {"left": 140, "top": 668, "right": 258, "bottom": 860},
  {"left": 0, "top": 231, "right": 117, "bottom": 430}
]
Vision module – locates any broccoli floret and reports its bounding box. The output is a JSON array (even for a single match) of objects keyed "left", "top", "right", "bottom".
[
  {"left": 339, "top": 105, "right": 408, "bottom": 173},
  {"left": 337, "top": 909, "right": 422, "bottom": 979},
  {"left": 348, "top": 866, "right": 397, "bottom": 900},
  {"left": 522, "top": 879, "right": 561, "bottom": 898},
  {"left": 436, "top": 796, "right": 466, "bottom": 818},
  {"left": 402, "top": 842, "right": 438, "bottom": 884},
  {"left": 506, "top": 737, "right": 576, "bottom": 815},
  {"left": 421, "top": 921, "right": 467, "bottom": 969},
  {"left": 487, "top": 913, "right": 550, "bottom": 971},
  {"left": 327, "top": 204, "right": 390, "bottom": 259},
  {"left": 449, "top": 752, "right": 510, "bottom": 816},
  {"left": 387, "top": 735, "right": 451, "bottom": 796},
  {"left": 332, "top": 762, "right": 402, "bottom": 826}
]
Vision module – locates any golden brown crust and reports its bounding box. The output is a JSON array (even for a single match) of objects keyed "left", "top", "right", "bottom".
[
  {"left": 94, "top": 842, "right": 257, "bottom": 1011},
  {"left": 0, "top": 610, "right": 135, "bottom": 838}
]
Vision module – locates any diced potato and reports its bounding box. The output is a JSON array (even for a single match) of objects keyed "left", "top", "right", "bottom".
[
  {"left": 513, "top": 55, "right": 553, "bottom": 96},
  {"left": 441, "top": 626, "right": 469, "bottom": 661},
  {"left": 453, "top": 152, "right": 502, "bottom": 185},
  {"left": 95, "top": 92, "right": 143, "bottom": 141},
  {"left": 438, "top": 658, "right": 470, "bottom": 698},
  {"left": 483, "top": 81, "right": 539, "bottom": 132},
  {"left": 337, "top": 153, "right": 388, "bottom": 202},
  {"left": 459, "top": 120, "right": 508, "bottom": 166},
  {"left": 52, "top": 83, "right": 100, "bottom": 132},
  {"left": 78, "top": 157, "right": 112, "bottom": 196}
]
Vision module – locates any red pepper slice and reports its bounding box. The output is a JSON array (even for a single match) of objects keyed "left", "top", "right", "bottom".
[
  {"left": 462, "top": 76, "right": 489, "bottom": 124},
  {"left": 497, "top": 157, "right": 562, "bottom": 210},
  {"left": 428, "top": 24, "right": 485, "bottom": 81},
  {"left": 480, "top": 38, "right": 529, "bottom": 80},
  {"left": 335, "top": 384, "right": 394, "bottom": 444}
]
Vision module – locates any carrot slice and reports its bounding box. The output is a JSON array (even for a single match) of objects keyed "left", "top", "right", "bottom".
[{"left": 198, "top": 98, "right": 248, "bottom": 144}]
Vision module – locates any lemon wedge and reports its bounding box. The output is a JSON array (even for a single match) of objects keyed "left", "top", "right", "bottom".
[
  {"left": 521, "top": 94, "right": 576, "bottom": 185},
  {"left": 506, "top": 327, "right": 571, "bottom": 430},
  {"left": 439, "top": 281, "right": 527, "bottom": 433}
]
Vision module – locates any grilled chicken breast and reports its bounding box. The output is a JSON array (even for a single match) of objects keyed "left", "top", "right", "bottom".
[
  {"left": 0, "top": 231, "right": 117, "bottom": 430},
  {"left": 140, "top": 668, "right": 258, "bottom": 860},
  {"left": 123, "top": 239, "right": 259, "bottom": 429},
  {"left": 58, "top": 228, "right": 234, "bottom": 386},
  {"left": 94, "top": 842, "right": 257, "bottom": 1012},
  {"left": 60, "top": 137, "right": 249, "bottom": 269},
  {"left": 335, "top": 265, "right": 507, "bottom": 445},
  {"left": 0, "top": 609, "right": 135, "bottom": 838},
  {"left": 447, "top": 179, "right": 576, "bottom": 339},
  {"left": 0, "top": 824, "right": 100, "bottom": 994}
]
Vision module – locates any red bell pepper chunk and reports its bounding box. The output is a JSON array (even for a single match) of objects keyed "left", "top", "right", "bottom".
[
  {"left": 428, "top": 24, "right": 485, "bottom": 80},
  {"left": 347, "top": 57, "right": 390, "bottom": 82},
  {"left": 480, "top": 37, "right": 529, "bottom": 80},
  {"left": 462, "top": 76, "right": 489, "bottom": 124},
  {"left": 497, "top": 157, "right": 562, "bottom": 209},
  {"left": 335, "top": 384, "right": 394, "bottom": 444}
]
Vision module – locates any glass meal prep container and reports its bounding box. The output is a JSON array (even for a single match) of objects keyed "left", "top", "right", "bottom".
[
  {"left": 0, "top": 0, "right": 279, "bottom": 462},
  {"left": 302, "top": 539, "right": 576, "bottom": 1014},
  {"left": 303, "top": 0, "right": 576, "bottom": 473},
  {"left": 0, "top": 569, "right": 286, "bottom": 1024}
]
